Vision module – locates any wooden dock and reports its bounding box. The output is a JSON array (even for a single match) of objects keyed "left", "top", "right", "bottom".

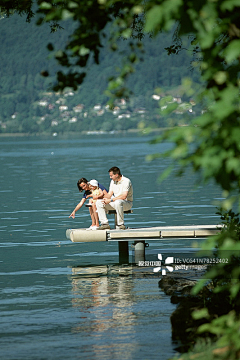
[
  {"left": 66, "top": 225, "right": 222, "bottom": 263},
  {"left": 66, "top": 225, "right": 222, "bottom": 243}
]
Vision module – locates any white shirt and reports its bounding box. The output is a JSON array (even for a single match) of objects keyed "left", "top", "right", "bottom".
[{"left": 109, "top": 175, "right": 133, "bottom": 202}]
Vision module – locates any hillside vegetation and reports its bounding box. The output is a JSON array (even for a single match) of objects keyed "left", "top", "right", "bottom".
[{"left": 0, "top": 13, "right": 201, "bottom": 134}]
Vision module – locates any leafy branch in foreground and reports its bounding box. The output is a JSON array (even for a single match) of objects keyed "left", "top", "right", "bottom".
[
  {"left": 142, "top": 1, "right": 240, "bottom": 210},
  {"left": 182, "top": 208, "right": 240, "bottom": 360},
  {"left": 141, "top": 1, "right": 240, "bottom": 359}
]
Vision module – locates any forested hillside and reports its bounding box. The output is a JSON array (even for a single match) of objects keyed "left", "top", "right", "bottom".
[{"left": 0, "top": 12, "right": 201, "bottom": 134}]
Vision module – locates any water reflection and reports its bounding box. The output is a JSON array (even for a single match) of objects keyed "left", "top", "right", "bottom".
[
  {"left": 71, "top": 266, "right": 137, "bottom": 359},
  {"left": 69, "top": 264, "right": 176, "bottom": 359}
]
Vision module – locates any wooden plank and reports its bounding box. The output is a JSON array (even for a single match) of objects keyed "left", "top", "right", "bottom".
[
  {"left": 195, "top": 229, "right": 219, "bottom": 236},
  {"left": 109, "top": 230, "right": 160, "bottom": 239},
  {"left": 160, "top": 230, "right": 194, "bottom": 238},
  {"left": 108, "top": 228, "right": 221, "bottom": 240},
  {"left": 136, "top": 225, "right": 222, "bottom": 231}
]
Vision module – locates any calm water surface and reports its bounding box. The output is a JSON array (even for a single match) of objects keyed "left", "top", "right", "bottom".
[{"left": 0, "top": 134, "right": 223, "bottom": 360}]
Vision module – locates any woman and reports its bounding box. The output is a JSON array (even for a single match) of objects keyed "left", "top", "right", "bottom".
[{"left": 69, "top": 177, "right": 107, "bottom": 230}]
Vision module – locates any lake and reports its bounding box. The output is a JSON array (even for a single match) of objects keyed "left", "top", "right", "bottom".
[{"left": 0, "top": 133, "right": 223, "bottom": 360}]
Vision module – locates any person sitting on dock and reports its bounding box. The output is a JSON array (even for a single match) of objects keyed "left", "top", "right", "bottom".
[
  {"left": 69, "top": 177, "right": 107, "bottom": 230},
  {"left": 96, "top": 166, "right": 133, "bottom": 230}
]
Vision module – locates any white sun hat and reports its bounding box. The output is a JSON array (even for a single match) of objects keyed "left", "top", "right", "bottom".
[{"left": 89, "top": 179, "right": 98, "bottom": 187}]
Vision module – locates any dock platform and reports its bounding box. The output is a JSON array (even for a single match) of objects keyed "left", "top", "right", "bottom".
[
  {"left": 66, "top": 225, "right": 222, "bottom": 263},
  {"left": 66, "top": 225, "right": 222, "bottom": 243}
]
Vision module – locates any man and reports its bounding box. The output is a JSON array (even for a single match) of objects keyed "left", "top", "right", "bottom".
[{"left": 96, "top": 167, "right": 133, "bottom": 230}]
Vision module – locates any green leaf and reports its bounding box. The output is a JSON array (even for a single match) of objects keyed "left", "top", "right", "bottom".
[
  {"left": 55, "top": 50, "right": 64, "bottom": 58},
  {"left": 161, "top": 102, "right": 178, "bottom": 115},
  {"left": 68, "top": 2, "right": 78, "bottom": 9},
  {"left": 191, "top": 278, "right": 208, "bottom": 295},
  {"left": 199, "top": 32, "right": 215, "bottom": 49},
  {"left": 39, "top": 2, "right": 52, "bottom": 10},
  {"left": 226, "top": 158, "right": 240, "bottom": 173},
  {"left": 197, "top": 323, "right": 211, "bottom": 333},
  {"left": 224, "top": 40, "right": 240, "bottom": 63},
  {"left": 158, "top": 165, "right": 174, "bottom": 183},
  {"left": 221, "top": 0, "right": 240, "bottom": 11},
  {"left": 122, "top": 29, "right": 132, "bottom": 39},
  {"left": 144, "top": 6, "right": 162, "bottom": 33},
  {"left": 159, "top": 96, "right": 173, "bottom": 106},
  {"left": 230, "top": 283, "right": 240, "bottom": 298},
  {"left": 132, "top": 6, "right": 144, "bottom": 15},
  {"left": 211, "top": 87, "right": 238, "bottom": 119},
  {"left": 79, "top": 46, "right": 90, "bottom": 56},
  {"left": 213, "top": 71, "right": 227, "bottom": 85},
  {"left": 108, "top": 77, "right": 123, "bottom": 90},
  {"left": 170, "top": 143, "right": 188, "bottom": 159},
  {"left": 192, "top": 308, "right": 209, "bottom": 320},
  {"left": 62, "top": 9, "right": 74, "bottom": 20}
]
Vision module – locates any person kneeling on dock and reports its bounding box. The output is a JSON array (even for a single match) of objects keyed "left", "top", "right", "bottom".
[{"left": 96, "top": 166, "right": 133, "bottom": 230}]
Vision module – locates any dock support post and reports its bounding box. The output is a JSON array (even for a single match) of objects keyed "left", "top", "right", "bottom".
[
  {"left": 133, "top": 241, "right": 146, "bottom": 263},
  {"left": 118, "top": 241, "right": 129, "bottom": 264}
]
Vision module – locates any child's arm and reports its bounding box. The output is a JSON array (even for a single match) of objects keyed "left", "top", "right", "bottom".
[{"left": 92, "top": 188, "right": 103, "bottom": 200}]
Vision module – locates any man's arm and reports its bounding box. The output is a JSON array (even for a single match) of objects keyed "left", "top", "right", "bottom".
[
  {"left": 103, "top": 190, "right": 113, "bottom": 200},
  {"left": 104, "top": 191, "right": 128, "bottom": 204}
]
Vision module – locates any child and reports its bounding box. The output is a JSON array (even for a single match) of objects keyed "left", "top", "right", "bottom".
[{"left": 85, "top": 179, "right": 104, "bottom": 230}]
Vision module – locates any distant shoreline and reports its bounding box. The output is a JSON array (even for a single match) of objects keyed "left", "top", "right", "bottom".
[{"left": 0, "top": 128, "right": 173, "bottom": 137}]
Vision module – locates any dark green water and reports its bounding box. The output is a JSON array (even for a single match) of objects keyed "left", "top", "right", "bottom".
[{"left": 0, "top": 134, "right": 223, "bottom": 360}]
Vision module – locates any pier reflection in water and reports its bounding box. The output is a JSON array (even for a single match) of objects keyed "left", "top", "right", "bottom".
[{"left": 70, "top": 264, "right": 176, "bottom": 359}]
